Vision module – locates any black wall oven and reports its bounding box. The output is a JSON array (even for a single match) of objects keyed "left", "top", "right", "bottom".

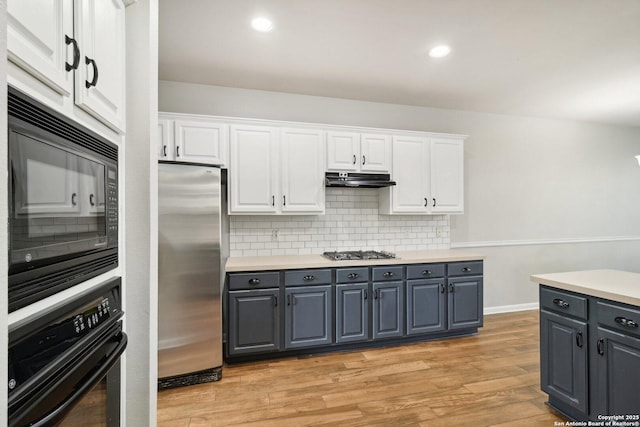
[
  {"left": 8, "top": 277, "right": 127, "bottom": 426},
  {"left": 8, "top": 87, "right": 119, "bottom": 311}
]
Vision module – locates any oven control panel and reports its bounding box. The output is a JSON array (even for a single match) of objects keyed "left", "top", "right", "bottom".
[{"left": 106, "top": 166, "right": 118, "bottom": 246}]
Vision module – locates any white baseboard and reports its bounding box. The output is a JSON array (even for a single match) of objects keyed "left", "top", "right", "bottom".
[{"left": 484, "top": 302, "right": 539, "bottom": 315}]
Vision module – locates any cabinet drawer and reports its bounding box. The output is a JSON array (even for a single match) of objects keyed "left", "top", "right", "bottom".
[
  {"left": 336, "top": 267, "right": 369, "bottom": 283},
  {"left": 447, "top": 261, "right": 483, "bottom": 277},
  {"left": 540, "top": 287, "right": 588, "bottom": 320},
  {"left": 284, "top": 269, "right": 331, "bottom": 286},
  {"left": 228, "top": 272, "right": 280, "bottom": 290},
  {"left": 597, "top": 300, "right": 640, "bottom": 338},
  {"left": 406, "top": 263, "right": 445, "bottom": 280},
  {"left": 372, "top": 266, "right": 403, "bottom": 282}
]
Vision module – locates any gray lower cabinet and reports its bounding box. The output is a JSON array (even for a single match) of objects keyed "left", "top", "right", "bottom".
[
  {"left": 540, "top": 309, "right": 588, "bottom": 415},
  {"left": 595, "top": 328, "right": 640, "bottom": 416},
  {"left": 406, "top": 279, "right": 445, "bottom": 335},
  {"left": 335, "top": 283, "right": 369, "bottom": 343},
  {"left": 447, "top": 276, "right": 483, "bottom": 330},
  {"left": 285, "top": 285, "right": 332, "bottom": 349},
  {"left": 372, "top": 281, "right": 404, "bottom": 339},
  {"left": 228, "top": 288, "right": 280, "bottom": 355}
]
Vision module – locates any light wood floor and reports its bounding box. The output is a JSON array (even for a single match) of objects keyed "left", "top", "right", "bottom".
[{"left": 157, "top": 310, "right": 566, "bottom": 426}]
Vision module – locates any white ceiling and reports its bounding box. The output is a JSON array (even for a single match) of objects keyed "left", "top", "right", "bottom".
[{"left": 159, "top": 0, "right": 640, "bottom": 127}]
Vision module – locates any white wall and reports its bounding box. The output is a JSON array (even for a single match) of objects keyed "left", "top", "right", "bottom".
[
  {"left": 159, "top": 80, "right": 640, "bottom": 311},
  {"left": 125, "top": 1, "right": 158, "bottom": 425}
]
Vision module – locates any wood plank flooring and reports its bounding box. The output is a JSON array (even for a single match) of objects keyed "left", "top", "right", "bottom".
[{"left": 157, "top": 310, "right": 566, "bottom": 426}]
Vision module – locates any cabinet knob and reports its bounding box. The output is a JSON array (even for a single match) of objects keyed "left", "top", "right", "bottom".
[
  {"left": 347, "top": 273, "right": 359, "bottom": 279},
  {"left": 552, "top": 298, "right": 570, "bottom": 309},
  {"left": 383, "top": 271, "right": 394, "bottom": 278},
  {"left": 303, "top": 275, "right": 315, "bottom": 281},
  {"left": 462, "top": 267, "right": 472, "bottom": 272},
  {"left": 615, "top": 316, "right": 638, "bottom": 328},
  {"left": 248, "top": 278, "right": 261, "bottom": 285},
  {"left": 422, "top": 270, "right": 432, "bottom": 276},
  {"left": 85, "top": 56, "right": 99, "bottom": 88}
]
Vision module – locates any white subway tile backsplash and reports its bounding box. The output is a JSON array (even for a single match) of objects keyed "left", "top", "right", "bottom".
[{"left": 229, "top": 188, "right": 450, "bottom": 256}]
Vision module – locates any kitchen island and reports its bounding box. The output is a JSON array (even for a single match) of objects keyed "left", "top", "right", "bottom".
[
  {"left": 531, "top": 270, "right": 640, "bottom": 421},
  {"left": 224, "top": 250, "right": 484, "bottom": 362}
]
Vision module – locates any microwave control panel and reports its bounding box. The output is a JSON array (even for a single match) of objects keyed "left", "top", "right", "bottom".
[{"left": 107, "top": 166, "right": 118, "bottom": 246}]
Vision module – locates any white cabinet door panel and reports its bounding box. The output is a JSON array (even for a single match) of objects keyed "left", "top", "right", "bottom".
[
  {"left": 281, "top": 128, "right": 325, "bottom": 213},
  {"left": 431, "top": 138, "right": 464, "bottom": 213},
  {"left": 327, "top": 131, "right": 360, "bottom": 171},
  {"left": 229, "top": 125, "right": 278, "bottom": 213},
  {"left": 390, "top": 135, "right": 429, "bottom": 213},
  {"left": 158, "top": 119, "right": 172, "bottom": 160},
  {"left": 361, "top": 133, "right": 390, "bottom": 172},
  {"left": 174, "top": 120, "right": 228, "bottom": 166},
  {"left": 74, "top": 0, "right": 126, "bottom": 132},
  {"left": 8, "top": 0, "right": 73, "bottom": 96}
]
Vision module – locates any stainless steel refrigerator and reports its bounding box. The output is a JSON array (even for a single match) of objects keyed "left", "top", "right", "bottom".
[{"left": 158, "top": 161, "right": 223, "bottom": 388}]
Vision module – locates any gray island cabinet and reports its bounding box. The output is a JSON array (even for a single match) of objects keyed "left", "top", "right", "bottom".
[
  {"left": 224, "top": 251, "right": 484, "bottom": 362},
  {"left": 532, "top": 270, "right": 640, "bottom": 421}
]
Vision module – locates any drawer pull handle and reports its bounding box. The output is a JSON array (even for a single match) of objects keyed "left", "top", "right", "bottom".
[
  {"left": 422, "top": 270, "right": 432, "bottom": 275},
  {"left": 462, "top": 267, "right": 472, "bottom": 272},
  {"left": 597, "top": 338, "right": 605, "bottom": 355},
  {"left": 576, "top": 332, "right": 583, "bottom": 348},
  {"left": 248, "top": 278, "right": 261, "bottom": 285},
  {"left": 303, "top": 275, "right": 315, "bottom": 281},
  {"left": 347, "top": 273, "right": 359, "bottom": 279},
  {"left": 449, "top": 283, "right": 455, "bottom": 293},
  {"left": 273, "top": 295, "right": 278, "bottom": 307},
  {"left": 552, "top": 298, "right": 570, "bottom": 309},
  {"left": 364, "top": 289, "right": 368, "bottom": 300},
  {"left": 383, "top": 272, "right": 394, "bottom": 278},
  {"left": 615, "top": 316, "right": 639, "bottom": 328},
  {"left": 440, "top": 283, "right": 445, "bottom": 293}
]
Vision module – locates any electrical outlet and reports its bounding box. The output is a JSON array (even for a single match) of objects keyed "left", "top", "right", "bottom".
[
  {"left": 271, "top": 229, "right": 279, "bottom": 241},
  {"left": 436, "top": 226, "right": 445, "bottom": 238}
]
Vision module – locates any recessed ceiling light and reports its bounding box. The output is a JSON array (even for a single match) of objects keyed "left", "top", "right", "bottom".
[
  {"left": 429, "top": 45, "right": 451, "bottom": 58},
  {"left": 251, "top": 17, "right": 273, "bottom": 32}
]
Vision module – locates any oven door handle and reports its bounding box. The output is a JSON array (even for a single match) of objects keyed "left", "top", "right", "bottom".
[{"left": 29, "top": 332, "right": 128, "bottom": 427}]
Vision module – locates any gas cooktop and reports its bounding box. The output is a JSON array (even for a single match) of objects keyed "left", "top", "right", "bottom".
[{"left": 322, "top": 250, "right": 396, "bottom": 261}]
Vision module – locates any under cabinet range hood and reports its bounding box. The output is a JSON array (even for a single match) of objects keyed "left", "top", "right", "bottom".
[{"left": 325, "top": 172, "right": 396, "bottom": 188}]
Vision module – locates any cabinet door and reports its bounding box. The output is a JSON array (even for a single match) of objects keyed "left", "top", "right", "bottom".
[
  {"left": 389, "top": 135, "right": 430, "bottom": 213},
  {"left": 596, "top": 327, "right": 640, "bottom": 416},
  {"left": 229, "top": 125, "right": 278, "bottom": 214},
  {"left": 74, "top": 0, "right": 126, "bottom": 132},
  {"left": 447, "top": 277, "right": 483, "bottom": 330},
  {"left": 360, "top": 133, "right": 390, "bottom": 172},
  {"left": 158, "top": 119, "right": 173, "bottom": 160},
  {"left": 430, "top": 138, "right": 464, "bottom": 213},
  {"left": 174, "top": 120, "right": 228, "bottom": 166},
  {"left": 228, "top": 289, "right": 280, "bottom": 355},
  {"left": 372, "top": 282, "right": 404, "bottom": 339},
  {"left": 280, "top": 128, "right": 325, "bottom": 213},
  {"left": 540, "top": 310, "right": 588, "bottom": 415},
  {"left": 336, "top": 283, "right": 369, "bottom": 343},
  {"left": 406, "top": 279, "right": 445, "bottom": 335},
  {"left": 8, "top": 0, "right": 73, "bottom": 96},
  {"left": 285, "top": 285, "right": 332, "bottom": 349},
  {"left": 326, "top": 131, "right": 360, "bottom": 171}
]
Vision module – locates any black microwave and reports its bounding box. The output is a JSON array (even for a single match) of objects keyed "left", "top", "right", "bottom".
[{"left": 8, "top": 87, "right": 118, "bottom": 312}]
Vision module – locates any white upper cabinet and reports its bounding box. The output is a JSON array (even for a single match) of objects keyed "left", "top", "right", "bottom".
[
  {"left": 280, "top": 128, "right": 325, "bottom": 214},
  {"left": 174, "top": 120, "right": 228, "bottom": 165},
  {"left": 8, "top": 0, "right": 126, "bottom": 133},
  {"left": 229, "top": 125, "right": 326, "bottom": 215},
  {"left": 326, "top": 131, "right": 361, "bottom": 171},
  {"left": 74, "top": 0, "right": 126, "bottom": 132},
  {"left": 327, "top": 131, "right": 390, "bottom": 173},
  {"left": 229, "top": 124, "right": 279, "bottom": 214},
  {"left": 380, "top": 136, "right": 464, "bottom": 215},
  {"left": 360, "top": 133, "right": 391, "bottom": 172},
  {"left": 7, "top": 0, "right": 73, "bottom": 97},
  {"left": 430, "top": 138, "right": 464, "bottom": 213}
]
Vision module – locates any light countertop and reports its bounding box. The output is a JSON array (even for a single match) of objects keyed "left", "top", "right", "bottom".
[
  {"left": 531, "top": 269, "right": 640, "bottom": 307},
  {"left": 225, "top": 249, "right": 484, "bottom": 272}
]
